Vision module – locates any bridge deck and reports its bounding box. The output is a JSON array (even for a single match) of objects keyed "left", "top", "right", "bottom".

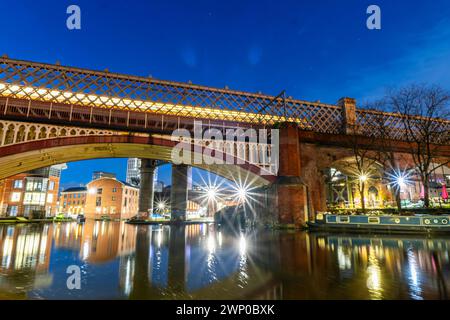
[{"left": 0, "top": 57, "right": 448, "bottom": 141}]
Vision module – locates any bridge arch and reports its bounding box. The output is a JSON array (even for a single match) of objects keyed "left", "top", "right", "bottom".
[{"left": 0, "top": 133, "right": 275, "bottom": 187}]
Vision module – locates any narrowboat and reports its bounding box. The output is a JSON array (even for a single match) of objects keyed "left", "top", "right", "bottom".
[{"left": 307, "top": 213, "right": 450, "bottom": 234}]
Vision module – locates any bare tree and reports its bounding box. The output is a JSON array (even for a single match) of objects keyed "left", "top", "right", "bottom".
[
  {"left": 346, "top": 132, "right": 380, "bottom": 212},
  {"left": 385, "top": 84, "right": 450, "bottom": 208},
  {"left": 363, "top": 104, "right": 407, "bottom": 211}
]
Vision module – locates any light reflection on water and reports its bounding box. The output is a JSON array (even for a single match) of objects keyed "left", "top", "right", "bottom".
[
  {"left": 366, "top": 248, "right": 383, "bottom": 299},
  {"left": 0, "top": 221, "right": 449, "bottom": 299}
]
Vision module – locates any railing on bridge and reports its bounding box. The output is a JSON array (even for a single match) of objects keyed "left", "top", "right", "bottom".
[
  {"left": 0, "top": 57, "right": 448, "bottom": 142},
  {"left": 0, "top": 119, "right": 277, "bottom": 176},
  {"left": 355, "top": 109, "right": 449, "bottom": 144}
]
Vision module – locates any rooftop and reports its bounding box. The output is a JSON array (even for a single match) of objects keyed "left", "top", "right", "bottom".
[{"left": 62, "top": 186, "right": 87, "bottom": 193}]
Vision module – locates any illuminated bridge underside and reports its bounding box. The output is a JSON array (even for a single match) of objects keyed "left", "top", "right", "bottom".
[
  {"left": 0, "top": 121, "right": 274, "bottom": 185},
  {"left": 0, "top": 58, "right": 448, "bottom": 141}
]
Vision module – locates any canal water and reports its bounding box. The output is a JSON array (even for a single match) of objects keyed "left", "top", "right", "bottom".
[{"left": 0, "top": 221, "right": 449, "bottom": 300}]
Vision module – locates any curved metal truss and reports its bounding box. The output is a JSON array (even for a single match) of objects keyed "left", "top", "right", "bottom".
[
  {"left": 0, "top": 120, "right": 115, "bottom": 147},
  {"left": 0, "top": 119, "right": 276, "bottom": 176}
]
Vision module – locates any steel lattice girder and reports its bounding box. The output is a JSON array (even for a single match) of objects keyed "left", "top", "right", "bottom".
[{"left": 0, "top": 57, "right": 448, "bottom": 140}]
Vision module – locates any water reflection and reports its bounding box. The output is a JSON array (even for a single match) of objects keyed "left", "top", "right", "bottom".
[
  {"left": 0, "top": 224, "right": 53, "bottom": 299},
  {"left": 366, "top": 248, "right": 383, "bottom": 299},
  {"left": 1, "top": 222, "right": 450, "bottom": 299},
  {"left": 303, "top": 233, "right": 450, "bottom": 299}
]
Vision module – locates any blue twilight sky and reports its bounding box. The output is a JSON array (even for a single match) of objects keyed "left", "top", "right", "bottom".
[{"left": 1, "top": 0, "right": 450, "bottom": 189}]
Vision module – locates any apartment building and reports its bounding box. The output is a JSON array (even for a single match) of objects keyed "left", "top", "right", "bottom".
[
  {"left": 59, "top": 186, "right": 87, "bottom": 217},
  {"left": 85, "top": 177, "right": 139, "bottom": 220},
  {"left": 0, "top": 165, "right": 65, "bottom": 218}
]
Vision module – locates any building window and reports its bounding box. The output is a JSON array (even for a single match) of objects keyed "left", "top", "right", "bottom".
[
  {"left": 125, "top": 189, "right": 128, "bottom": 195},
  {"left": 48, "top": 181, "right": 55, "bottom": 190},
  {"left": 112, "top": 187, "right": 117, "bottom": 193},
  {"left": 47, "top": 194, "right": 53, "bottom": 203},
  {"left": 96, "top": 197, "right": 102, "bottom": 206},
  {"left": 97, "top": 188, "right": 103, "bottom": 195},
  {"left": 112, "top": 196, "right": 116, "bottom": 201},
  {"left": 124, "top": 198, "right": 128, "bottom": 206},
  {"left": 10, "top": 192, "right": 21, "bottom": 202},
  {"left": 13, "top": 180, "right": 23, "bottom": 189},
  {"left": 23, "top": 193, "right": 46, "bottom": 205},
  {"left": 8, "top": 205, "right": 18, "bottom": 217},
  {"left": 25, "top": 179, "right": 47, "bottom": 192}
]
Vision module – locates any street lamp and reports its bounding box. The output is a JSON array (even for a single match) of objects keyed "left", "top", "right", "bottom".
[
  {"left": 397, "top": 176, "right": 406, "bottom": 187},
  {"left": 207, "top": 187, "right": 217, "bottom": 201},
  {"left": 387, "top": 169, "right": 412, "bottom": 190},
  {"left": 157, "top": 201, "right": 166, "bottom": 211},
  {"left": 236, "top": 186, "right": 247, "bottom": 202}
]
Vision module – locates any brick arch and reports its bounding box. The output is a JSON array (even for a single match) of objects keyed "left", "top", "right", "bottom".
[
  {"left": 297, "top": 143, "right": 416, "bottom": 215},
  {"left": 0, "top": 134, "right": 276, "bottom": 186},
  {"left": 327, "top": 156, "right": 385, "bottom": 177}
]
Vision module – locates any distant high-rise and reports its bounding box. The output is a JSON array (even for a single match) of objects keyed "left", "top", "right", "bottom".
[{"left": 126, "top": 158, "right": 158, "bottom": 187}]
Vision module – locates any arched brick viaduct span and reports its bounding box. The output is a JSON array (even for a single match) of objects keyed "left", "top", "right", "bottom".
[
  {"left": 0, "top": 120, "right": 449, "bottom": 227},
  {"left": 269, "top": 123, "right": 450, "bottom": 227}
]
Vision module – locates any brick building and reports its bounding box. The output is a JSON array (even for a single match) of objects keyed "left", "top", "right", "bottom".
[
  {"left": 0, "top": 165, "right": 65, "bottom": 218},
  {"left": 59, "top": 186, "right": 87, "bottom": 217},
  {"left": 85, "top": 177, "right": 139, "bottom": 220}
]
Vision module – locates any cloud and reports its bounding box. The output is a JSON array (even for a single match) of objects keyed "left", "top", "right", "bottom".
[{"left": 352, "top": 18, "right": 450, "bottom": 103}]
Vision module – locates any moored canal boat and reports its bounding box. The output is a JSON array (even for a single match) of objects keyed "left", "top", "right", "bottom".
[{"left": 307, "top": 213, "right": 450, "bottom": 234}]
